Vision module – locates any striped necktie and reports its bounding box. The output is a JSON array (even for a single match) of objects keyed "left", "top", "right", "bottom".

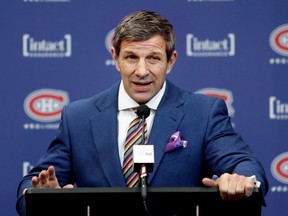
[{"left": 123, "top": 116, "right": 147, "bottom": 187}]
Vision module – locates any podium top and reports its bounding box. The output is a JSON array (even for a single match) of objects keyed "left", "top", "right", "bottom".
[
  {"left": 25, "top": 187, "right": 262, "bottom": 216},
  {"left": 25, "top": 186, "right": 259, "bottom": 195}
]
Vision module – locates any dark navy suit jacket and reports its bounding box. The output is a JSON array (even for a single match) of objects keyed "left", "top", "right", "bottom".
[{"left": 17, "top": 80, "right": 268, "bottom": 215}]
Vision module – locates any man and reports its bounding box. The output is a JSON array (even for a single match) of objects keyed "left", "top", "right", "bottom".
[{"left": 16, "top": 10, "right": 268, "bottom": 215}]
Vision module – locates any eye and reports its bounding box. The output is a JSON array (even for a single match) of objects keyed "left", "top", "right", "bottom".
[
  {"left": 126, "top": 55, "right": 137, "bottom": 60},
  {"left": 151, "top": 56, "right": 160, "bottom": 60},
  {"left": 148, "top": 56, "right": 161, "bottom": 62}
]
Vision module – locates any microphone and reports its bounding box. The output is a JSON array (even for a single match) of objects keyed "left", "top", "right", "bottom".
[
  {"left": 134, "top": 105, "right": 153, "bottom": 214},
  {"left": 136, "top": 104, "right": 150, "bottom": 118},
  {"left": 136, "top": 105, "right": 150, "bottom": 145}
]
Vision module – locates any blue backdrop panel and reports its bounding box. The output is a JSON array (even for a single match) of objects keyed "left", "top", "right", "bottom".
[{"left": 1, "top": 1, "right": 287, "bottom": 215}]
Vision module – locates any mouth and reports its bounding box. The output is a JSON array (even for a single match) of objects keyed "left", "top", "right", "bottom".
[{"left": 132, "top": 81, "right": 152, "bottom": 91}]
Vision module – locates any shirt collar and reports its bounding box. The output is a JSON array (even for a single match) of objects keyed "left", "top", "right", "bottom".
[{"left": 118, "top": 80, "right": 166, "bottom": 111}]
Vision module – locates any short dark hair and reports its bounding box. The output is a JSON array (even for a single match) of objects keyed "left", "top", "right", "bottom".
[{"left": 112, "top": 10, "right": 176, "bottom": 61}]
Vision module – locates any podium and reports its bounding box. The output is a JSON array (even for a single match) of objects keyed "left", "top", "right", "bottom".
[{"left": 25, "top": 187, "right": 262, "bottom": 216}]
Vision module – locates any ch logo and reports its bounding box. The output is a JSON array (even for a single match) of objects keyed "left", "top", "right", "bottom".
[
  {"left": 271, "top": 152, "right": 288, "bottom": 184},
  {"left": 24, "top": 89, "right": 69, "bottom": 122}
]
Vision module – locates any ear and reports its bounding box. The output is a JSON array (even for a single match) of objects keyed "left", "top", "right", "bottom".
[
  {"left": 166, "top": 50, "right": 178, "bottom": 74},
  {"left": 111, "top": 47, "right": 120, "bottom": 71}
]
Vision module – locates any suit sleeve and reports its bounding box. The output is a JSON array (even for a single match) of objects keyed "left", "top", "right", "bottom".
[
  {"left": 203, "top": 98, "right": 268, "bottom": 201},
  {"left": 16, "top": 105, "right": 73, "bottom": 215}
]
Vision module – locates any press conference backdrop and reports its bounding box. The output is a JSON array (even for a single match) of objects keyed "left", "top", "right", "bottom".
[{"left": 1, "top": 0, "right": 287, "bottom": 215}]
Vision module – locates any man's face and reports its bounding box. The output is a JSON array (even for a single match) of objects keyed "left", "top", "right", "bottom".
[{"left": 112, "top": 35, "right": 177, "bottom": 104}]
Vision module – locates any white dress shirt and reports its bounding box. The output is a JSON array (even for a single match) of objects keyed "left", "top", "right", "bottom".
[{"left": 118, "top": 80, "right": 166, "bottom": 166}]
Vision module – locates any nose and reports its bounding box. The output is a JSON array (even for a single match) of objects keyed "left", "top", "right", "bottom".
[{"left": 135, "top": 59, "right": 149, "bottom": 77}]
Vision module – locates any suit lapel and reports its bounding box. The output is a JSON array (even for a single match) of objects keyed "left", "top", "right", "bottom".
[
  {"left": 90, "top": 83, "right": 127, "bottom": 186},
  {"left": 147, "top": 81, "right": 185, "bottom": 183},
  {"left": 147, "top": 106, "right": 184, "bottom": 183},
  {"left": 90, "top": 109, "right": 127, "bottom": 186}
]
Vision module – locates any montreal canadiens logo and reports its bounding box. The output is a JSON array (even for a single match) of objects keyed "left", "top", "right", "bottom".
[
  {"left": 105, "top": 28, "right": 115, "bottom": 53},
  {"left": 269, "top": 24, "right": 288, "bottom": 56},
  {"left": 24, "top": 89, "right": 69, "bottom": 122},
  {"left": 195, "top": 88, "right": 235, "bottom": 117},
  {"left": 271, "top": 152, "right": 288, "bottom": 184}
]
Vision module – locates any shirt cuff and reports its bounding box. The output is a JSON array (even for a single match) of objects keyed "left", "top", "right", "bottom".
[{"left": 250, "top": 175, "right": 261, "bottom": 188}]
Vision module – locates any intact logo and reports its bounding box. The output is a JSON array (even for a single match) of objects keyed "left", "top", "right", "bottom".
[
  {"left": 186, "top": 33, "right": 235, "bottom": 57},
  {"left": 195, "top": 88, "right": 235, "bottom": 117},
  {"left": 271, "top": 152, "right": 288, "bottom": 184},
  {"left": 105, "top": 28, "right": 115, "bottom": 66},
  {"left": 269, "top": 96, "right": 288, "bottom": 120},
  {"left": 24, "top": 89, "right": 69, "bottom": 122},
  {"left": 23, "top": 34, "right": 72, "bottom": 58},
  {"left": 269, "top": 24, "right": 288, "bottom": 57}
]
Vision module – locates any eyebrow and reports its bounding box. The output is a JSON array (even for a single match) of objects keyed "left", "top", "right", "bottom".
[{"left": 122, "top": 50, "right": 163, "bottom": 56}]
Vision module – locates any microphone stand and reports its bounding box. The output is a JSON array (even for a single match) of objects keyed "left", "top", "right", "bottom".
[
  {"left": 140, "top": 114, "right": 148, "bottom": 198},
  {"left": 140, "top": 113, "right": 150, "bottom": 215}
]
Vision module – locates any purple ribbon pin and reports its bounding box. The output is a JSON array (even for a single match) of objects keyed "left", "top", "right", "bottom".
[{"left": 165, "top": 131, "right": 188, "bottom": 152}]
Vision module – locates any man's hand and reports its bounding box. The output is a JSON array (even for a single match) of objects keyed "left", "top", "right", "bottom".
[
  {"left": 22, "top": 166, "right": 73, "bottom": 195},
  {"left": 202, "top": 173, "right": 255, "bottom": 201},
  {"left": 31, "top": 166, "right": 61, "bottom": 189}
]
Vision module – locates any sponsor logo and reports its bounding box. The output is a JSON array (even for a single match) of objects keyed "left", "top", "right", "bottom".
[
  {"left": 105, "top": 28, "right": 114, "bottom": 54},
  {"left": 271, "top": 152, "right": 288, "bottom": 184},
  {"left": 105, "top": 28, "right": 115, "bottom": 66},
  {"left": 186, "top": 33, "right": 235, "bottom": 57},
  {"left": 270, "top": 24, "right": 288, "bottom": 57},
  {"left": 23, "top": 34, "right": 72, "bottom": 58},
  {"left": 269, "top": 96, "right": 288, "bottom": 120},
  {"left": 269, "top": 24, "right": 288, "bottom": 64},
  {"left": 195, "top": 88, "right": 235, "bottom": 117},
  {"left": 24, "top": 89, "right": 69, "bottom": 122}
]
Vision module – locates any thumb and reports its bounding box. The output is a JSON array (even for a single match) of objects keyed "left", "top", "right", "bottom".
[
  {"left": 22, "top": 188, "right": 28, "bottom": 196},
  {"left": 202, "top": 177, "right": 218, "bottom": 187},
  {"left": 63, "top": 184, "right": 74, "bottom": 188}
]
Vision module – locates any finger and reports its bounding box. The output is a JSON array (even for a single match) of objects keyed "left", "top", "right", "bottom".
[
  {"left": 244, "top": 178, "right": 255, "bottom": 197},
  {"left": 31, "top": 176, "right": 40, "bottom": 188},
  {"left": 227, "top": 174, "right": 242, "bottom": 200},
  {"left": 202, "top": 177, "right": 218, "bottom": 187},
  {"left": 234, "top": 181, "right": 245, "bottom": 200},
  {"left": 47, "top": 166, "right": 56, "bottom": 181},
  {"left": 218, "top": 173, "right": 229, "bottom": 200},
  {"left": 38, "top": 170, "right": 48, "bottom": 185}
]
